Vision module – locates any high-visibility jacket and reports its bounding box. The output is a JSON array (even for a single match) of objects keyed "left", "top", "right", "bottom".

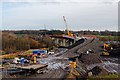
[
  {"left": 69, "top": 62, "right": 77, "bottom": 68},
  {"left": 33, "top": 57, "right": 37, "bottom": 64}
]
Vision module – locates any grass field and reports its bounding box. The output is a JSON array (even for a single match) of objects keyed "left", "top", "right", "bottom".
[
  {"left": 89, "top": 74, "right": 120, "bottom": 80},
  {"left": 97, "top": 35, "right": 119, "bottom": 41}
]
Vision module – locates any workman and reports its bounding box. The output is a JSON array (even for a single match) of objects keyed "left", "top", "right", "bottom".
[
  {"left": 20, "top": 57, "right": 24, "bottom": 65},
  {"left": 33, "top": 56, "right": 37, "bottom": 64}
]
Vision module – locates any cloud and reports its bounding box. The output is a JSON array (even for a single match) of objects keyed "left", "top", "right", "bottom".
[
  {"left": 1, "top": 0, "right": 118, "bottom": 31},
  {"left": 0, "top": 2, "right": 2, "bottom": 30},
  {"left": 2, "top": 0, "right": 119, "bottom": 3}
]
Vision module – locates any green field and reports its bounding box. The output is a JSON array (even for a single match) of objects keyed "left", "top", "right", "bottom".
[
  {"left": 97, "top": 35, "right": 119, "bottom": 41},
  {"left": 89, "top": 74, "right": 120, "bottom": 80}
]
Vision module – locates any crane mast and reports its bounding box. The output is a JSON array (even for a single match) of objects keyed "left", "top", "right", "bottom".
[{"left": 63, "top": 16, "right": 73, "bottom": 37}]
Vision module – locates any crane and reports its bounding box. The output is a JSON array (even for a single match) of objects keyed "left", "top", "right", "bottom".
[{"left": 63, "top": 16, "right": 73, "bottom": 37}]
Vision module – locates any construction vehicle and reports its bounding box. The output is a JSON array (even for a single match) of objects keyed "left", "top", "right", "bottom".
[
  {"left": 67, "top": 57, "right": 80, "bottom": 79},
  {"left": 101, "top": 43, "right": 110, "bottom": 56},
  {"left": 102, "top": 51, "right": 110, "bottom": 56},
  {"left": 101, "top": 42, "right": 120, "bottom": 57},
  {"left": 63, "top": 16, "right": 83, "bottom": 41},
  {"left": 104, "top": 43, "right": 111, "bottom": 51},
  {"left": 63, "top": 16, "right": 74, "bottom": 37}
]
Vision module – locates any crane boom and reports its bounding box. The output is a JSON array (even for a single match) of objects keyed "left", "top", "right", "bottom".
[
  {"left": 63, "top": 16, "right": 73, "bottom": 37},
  {"left": 63, "top": 16, "right": 68, "bottom": 29}
]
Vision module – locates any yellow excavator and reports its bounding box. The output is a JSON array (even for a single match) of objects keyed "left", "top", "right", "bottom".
[
  {"left": 102, "top": 42, "right": 120, "bottom": 57},
  {"left": 102, "top": 43, "right": 112, "bottom": 56},
  {"left": 63, "top": 16, "right": 74, "bottom": 37},
  {"left": 102, "top": 43, "right": 111, "bottom": 56},
  {"left": 67, "top": 59, "right": 80, "bottom": 79}
]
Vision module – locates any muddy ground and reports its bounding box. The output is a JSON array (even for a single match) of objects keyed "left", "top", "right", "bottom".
[{"left": 1, "top": 38, "right": 119, "bottom": 79}]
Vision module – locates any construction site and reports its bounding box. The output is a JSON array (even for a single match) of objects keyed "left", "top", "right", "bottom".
[{"left": 0, "top": 16, "right": 120, "bottom": 80}]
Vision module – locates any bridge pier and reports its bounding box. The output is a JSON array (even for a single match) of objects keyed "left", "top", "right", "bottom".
[
  {"left": 60, "top": 40, "right": 63, "bottom": 46},
  {"left": 68, "top": 39, "right": 74, "bottom": 45},
  {"left": 50, "top": 35, "right": 76, "bottom": 47},
  {"left": 55, "top": 38, "right": 59, "bottom": 44},
  {"left": 63, "top": 39, "right": 66, "bottom": 46}
]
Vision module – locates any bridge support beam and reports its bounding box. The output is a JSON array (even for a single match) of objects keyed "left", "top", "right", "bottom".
[
  {"left": 63, "top": 39, "right": 66, "bottom": 46},
  {"left": 60, "top": 39, "right": 63, "bottom": 46},
  {"left": 55, "top": 38, "right": 59, "bottom": 44},
  {"left": 53, "top": 37, "right": 76, "bottom": 47}
]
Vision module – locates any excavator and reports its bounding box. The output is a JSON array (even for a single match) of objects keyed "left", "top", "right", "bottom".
[
  {"left": 102, "top": 42, "right": 120, "bottom": 57},
  {"left": 102, "top": 43, "right": 110, "bottom": 56}
]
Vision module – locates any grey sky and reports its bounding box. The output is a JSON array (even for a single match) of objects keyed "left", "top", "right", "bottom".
[{"left": 1, "top": 0, "right": 119, "bottom": 31}]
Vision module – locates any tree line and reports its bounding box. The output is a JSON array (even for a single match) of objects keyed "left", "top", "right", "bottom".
[
  {"left": 2, "top": 32, "right": 56, "bottom": 53},
  {"left": 1, "top": 30, "right": 119, "bottom": 53},
  {"left": 3, "top": 30, "right": 119, "bottom": 36}
]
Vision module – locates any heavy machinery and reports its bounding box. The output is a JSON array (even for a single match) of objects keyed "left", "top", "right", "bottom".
[
  {"left": 103, "top": 43, "right": 112, "bottom": 51},
  {"left": 102, "top": 43, "right": 110, "bottom": 56},
  {"left": 102, "top": 42, "right": 120, "bottom": 57},
  {"left": 67, "top": 58, "right": 80, "bottom": 79},
  {"left": 63, "top": 16, "right": 83, "bottom": 41},
  {"left": 63, "top": 16, "right": 74, "bottom": 37}
]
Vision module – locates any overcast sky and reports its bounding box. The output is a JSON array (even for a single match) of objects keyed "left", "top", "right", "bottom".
[{"left": 0, "top": 0, "right": 119, "bottom": 31}]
